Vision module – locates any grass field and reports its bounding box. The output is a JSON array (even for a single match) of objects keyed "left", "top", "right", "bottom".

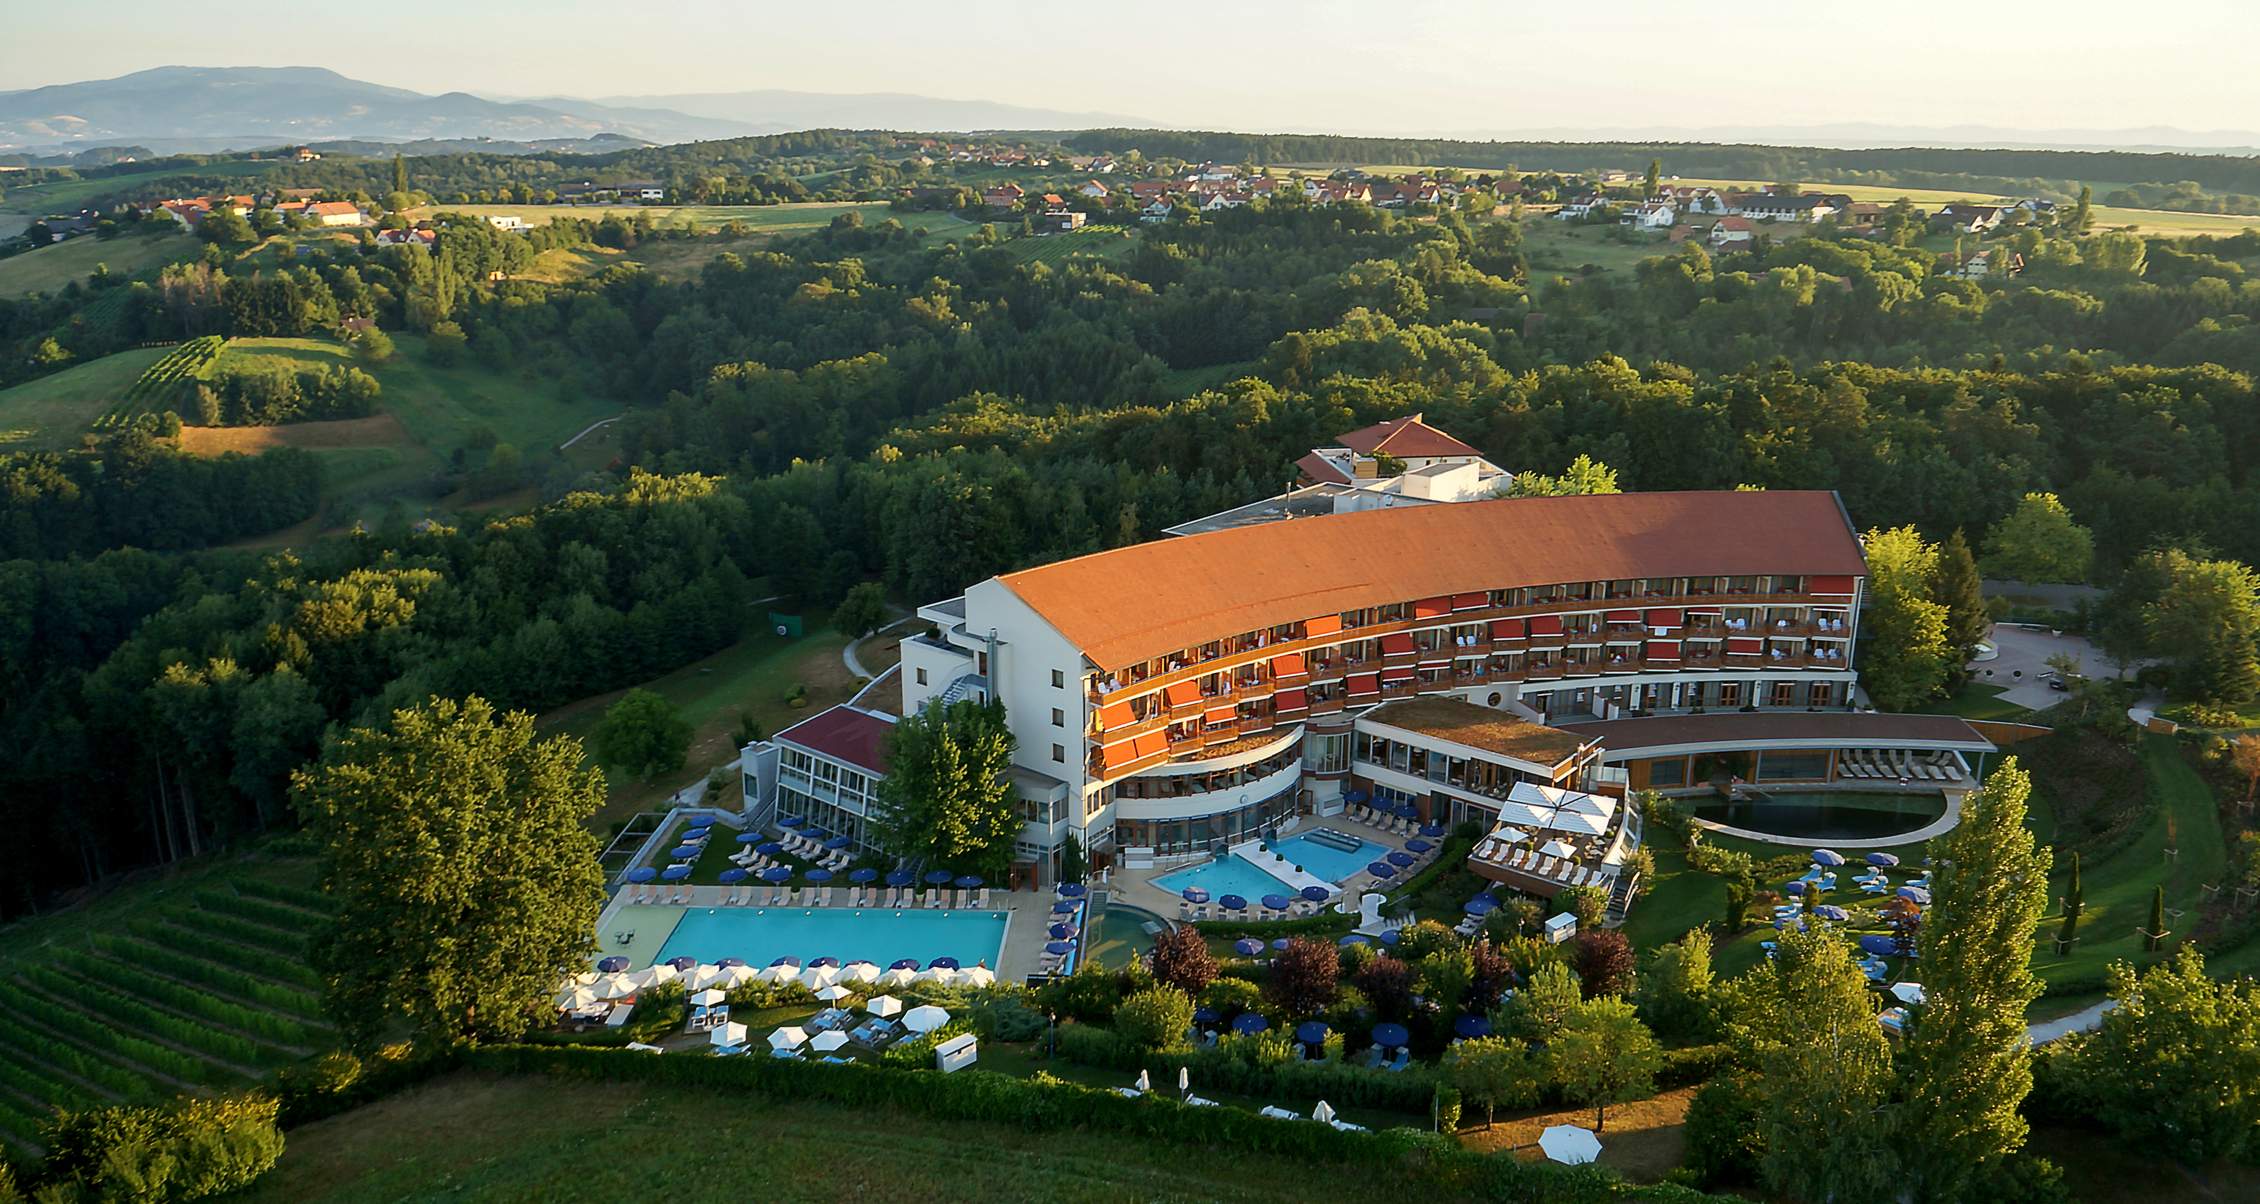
[
  {"left": 541, "top": 625, "right": 856, "bottom": 825},
  {"left": 407, "top": 201, "right": 906, "bottom": 234},
  {"left": 996, "top": 225, "right": 1138, "bottom": 266},
  {"left": 1519, "top": 217, "right": 1676, "bottom": 274},
  {"left": 237, "top": 1073, "right": 1441, "bottom": 1204},
  {"left": 0, "top": 344, "right": 170, "bottom": 449},
  {"left": 0, "top": 228, "right": 198, "bottom": 298},
  {"left": 0, "top": 161, "right": 275, "bottom": 218},
  {"left": 0, "top": 847, "right": 334, "bottom": 1155}
]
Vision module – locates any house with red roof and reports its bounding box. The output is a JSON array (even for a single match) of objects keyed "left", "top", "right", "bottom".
[{"left": 752, "top": 703, "right": 898, "bottom": 853}]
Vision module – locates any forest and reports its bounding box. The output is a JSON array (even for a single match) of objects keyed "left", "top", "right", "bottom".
[{"left": 6, "top": 182, "right": 2260, "bottom": 915}]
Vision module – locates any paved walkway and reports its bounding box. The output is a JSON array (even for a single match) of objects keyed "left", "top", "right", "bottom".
[
  {"left": 1975, "top": 624, "right": 2107, "bottom": 710},
  {"left": 558, "top": 415, "right": 622, "bottom": 450},
  {"left": 843, "top": 615, "right": 916, "bottom": 680},
  {"left": 2027, "top": 999, "right": 2116, "bottom": 1044}
]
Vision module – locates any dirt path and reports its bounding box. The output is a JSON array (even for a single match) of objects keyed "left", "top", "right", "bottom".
[{"left": 1455, "top": 1085, "right": 1696, "bottom": 1182}]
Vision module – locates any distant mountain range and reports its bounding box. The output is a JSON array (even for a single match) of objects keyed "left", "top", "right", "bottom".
[{"left": 0, "top": 66, "right": 1155, "bottom": 153}]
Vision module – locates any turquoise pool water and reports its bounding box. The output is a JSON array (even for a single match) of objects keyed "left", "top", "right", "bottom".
[
  {"left": 1269, "top": 831, "right": 1395, "bottom": 881},
  {"left": 653, "top": 907, "right": 1009, "bottom": 970}
]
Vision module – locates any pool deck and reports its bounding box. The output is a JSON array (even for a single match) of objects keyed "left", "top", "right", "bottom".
[
  {"left": 1103, "top": 812, "right": 1420, "bottom": 923},
  {"left": 592, "top": 883, "right": 1062, "bottom": 980},
  {"left": 1687, "top": 785, "right": 1968, "bottom": 849}
]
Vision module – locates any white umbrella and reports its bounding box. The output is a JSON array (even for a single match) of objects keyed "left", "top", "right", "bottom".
[
  {"left": 865, "top": 994, "right": 903, "bottom": 1018},
  {"left": 914, "top": 967, "right": 953, "bottom": 984},
  {"left": 1548, "top": 809, "right": 1609, "bottom": 836},
  {"left": 714, "top": 964, "right": 758, "bottom": 989},
  {"left": 1134, "top": 1069, "right": 1151, "bottom": 1092},
  {"left": 564, "top": 971, "right": 599, "bottom": 988},
  {"left": 628, "top": 965, "right": 677, "bottom": 990},
  {"left": 877, "top": 968, "right": 919, "bottom": 989},
  {"left": 1890, "top": 982, "right": 1927, "bottom": 1006},
  {"left": 709, "top": 1021, "right": 747, "bottom": 1049},
  {"left": 811, "top": 1030, "right": 851, "bottom": 1052},
  {"left": 815, "top": 984, "right": 854, "bottom": 1002},
  {"left": 1540, "top": 1124, "right": 1602, "bottom": 1165},
  {"left": 1178, "top": 1067, "right": 1189, "bottom": 1094},
  {"left": 1491, "top": 825, "right": 1531, "bottom": 844},
  {"left": 800, "top": 965, "right": 840, "bottom": 990},
  {"left": 554, "top": 986, "right": 601, "bottom": 1010},
  {"left": 1311, "top": 1100, "right": 1337, "bottom": 1124},
  {"left": 768, "top": 1025, "right": 809, "bottom": 1051},
  {"left": 688, "top": 988, "right": 726, "bottom": 1007},
  {"left": 959, "top": 965, "right": 996, "bottom": 988},
  {"left": 755, "top": 963, "right": 798, "bottom": 985},
  {"left": 839, "top": 962, "right": 880, "bottom": 985},
  {"left": 597, "top": 973, "right": 640, "bottom": 1001},
  {"left": 687, "top": 965, "right": 727, "bottom": 990},
  {"left": 1540, "top": 839, "right": 1577, "bottom": 860},
  {"left": 901, "top": 1005, "right": 951, "bottom": 1034}
]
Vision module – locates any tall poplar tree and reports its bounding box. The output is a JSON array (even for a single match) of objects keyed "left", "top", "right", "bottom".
[
  {"left": 1935, "top": 528, "right": 1988, "bottom": 689},
  {"left": 1862, "top": 526, "right": 1951, "bottom": 710},
  {"left": 1895, "top": 759, "right": 2052, "bottom": 1201}
]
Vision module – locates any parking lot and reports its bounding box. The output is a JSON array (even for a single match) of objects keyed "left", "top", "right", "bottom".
[{"left": 1970, "top": 623, "right": 2108, "bottom": 710}]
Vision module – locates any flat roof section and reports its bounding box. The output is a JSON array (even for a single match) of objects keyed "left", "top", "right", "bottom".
[
  {"left": 1364, "top": 698, "right": 1593, "bottom": 769},
  {"left": 1557, "top": 711, "right": 1995, "bottom": 756}
]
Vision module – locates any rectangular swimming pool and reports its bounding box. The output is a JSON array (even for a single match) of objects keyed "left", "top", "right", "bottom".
[
  {"left": 1268, "top": 831, "right": 1395, "bottom": 882},
  {"left": 651, "top": 906, "right": 1010, "bottom": 970}
]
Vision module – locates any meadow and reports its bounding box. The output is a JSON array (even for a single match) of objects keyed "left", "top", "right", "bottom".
[
  {"left": 0, "top": 344, "right": 170, "bottom": 448},
  {"left": 406, "top": 200, "right": 906, "bottom": 234},
  {"left": 0, "top": 226, "right": 198, "bottom": 298}
]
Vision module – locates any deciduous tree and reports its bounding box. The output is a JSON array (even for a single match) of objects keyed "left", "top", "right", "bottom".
[
  {"left": 872, "top": 697, "right": 1020, "bottom": 879},
  {"left": 1724, "top": 928, "right": 1896, "bottom": 1201},
  {"left": 1549, "top": 996, "right": 1661, "bottom": 1131},
  {"left": 1982, "top": 492, "right": 2094, "bottom": 584},
  {"left": 1149, "top": 923, "right": 1218, "bottom": 996},
  {"left": 592, "top": 687, "right": 691, "bottom": 782},
  {"left": 1862, "top": 525, "right": 1951, "bottom": 710},
  {"left": 2076, "top": 946, "right": 2260, "bottom": 1162},
  {"left": 1444, "top": 1036, "right": 1543, "bottom": 1128}
]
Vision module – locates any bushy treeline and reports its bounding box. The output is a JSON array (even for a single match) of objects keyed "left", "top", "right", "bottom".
[
  {"left": 0, "top": 431, "right": 321, "bottom": 560},
  {"left": 189, "top": 362, "right": 380, "bottom": 426}
]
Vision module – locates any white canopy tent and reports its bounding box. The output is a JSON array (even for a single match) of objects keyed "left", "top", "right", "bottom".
[
  {"left": 800, "top": 965, "right": 840, "bottom": 990},
  {"left": 755, "top": 964, "right": 799, "bottom": 986},
  {"left": 876, "top": 968, "right": 919, "bottom": 989},
  {"left": 959, "top": 965, "right": 997, "bottom": 988},
  {"left": 838, "top": 962, "right": 881, "bottom": 985}
]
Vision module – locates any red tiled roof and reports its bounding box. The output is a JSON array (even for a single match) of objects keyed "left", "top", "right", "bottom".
[
  {"left": 1336, "top": 415, "right": 1482, "bottom": 459},
  {"left": 997, "top": 490, "right": 1868, "bottom": 670},
  {"left": 1294, "top": 451, "right": 1352, "bottom": 486},
  {"left": 776, "top": 705, "right": 896, "bottom": 774}
]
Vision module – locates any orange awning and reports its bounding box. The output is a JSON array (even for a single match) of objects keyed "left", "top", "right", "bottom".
[
  {"left": 1492, "top": 618, "right": 1526, "bottom": 639},
  {"left": 1165, "top": 680, "right": 1201, "bottom": 707},
  {"left": 1274, "top": 688, "right": 1307, "bottom": 711},
  {"left": 1727, "top": 637, "right": 1763, "bottom": 654},
  {"left": 1605, "top": 609, "right": 1639, "bottom": 622},
  {"left": 1414, "top": 596, "right": 1451, "bottom": 617},
  {"left": 1810, "top": 575, "right": 1857, "bottom": 595},
  {"left": 1101, "top": 742, "right": 1138, "bottom": 771},
  {"left": 1451, "top": 592, "right": 1488, "bottom": 611},
  {"left": 1304, "top": 614, "right": 1342, "bottom": 637},
  {"left": 1133, "top": 732, "right": 1169, "bottom": 758},
  {"left": 1271, "top": 652, "right": 1306, "bottom": 678},
  {"left": 1381, "top": 633, "right": 1416, "bottom": 655},
  {"left": 1646, "top": 640, "right": 1680, "bottom": 660},
  {"left": 1205, "top": 704, "right": 1237, "bottom": 724},
  {"left": 1382, "top": 666, "right": 1415, "bottom": 683},
  {"left": 1347, "top": 673, "right": 1379, "bottom": 696},
  {"left": 1097, "top": 700, "right": 1135, "bottom": 730},
  {"left": 1528, "top": 616, "right": 1564, "bottom": 637},
  {"left": 1645, "top": 608, "right": 1682, "bottom": 627}
]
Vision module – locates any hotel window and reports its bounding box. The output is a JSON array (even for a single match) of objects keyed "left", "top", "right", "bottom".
[
  {"left": 1052, "top": 795, "right": 1070, "bottom": 822},
  {"left": 1719, "top": 683, "right": 1742, "bottom": 707},
  {"left": 1647, "top": 758, "right": 1687, "bottom": 788},
  {"left": 1051, "top": 707, "right": 1064, "bottom": 727},
  {"left": 1052, "top": 743, "right": 1065, "bottom": 763},
  {"left": 1052, "top": 669, "right": 1065, "bottom": 688},
  {"left": 915, "top": 667, "right": 927, "bottom": 686},
  {"left": 1770, "top": 682, "right": 1796, "bottom": 708},
  {"left": 1811, "top": 683, "right": 1834, "bottom": 708}
]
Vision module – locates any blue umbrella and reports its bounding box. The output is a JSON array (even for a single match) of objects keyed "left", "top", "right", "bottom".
[
  {"left": 684, "top": 825, "right": 711, "bottom": 838},
  {"left": 924, "top": 869, "right": 955, "bottom": 885},
  {"left": 1379, "top": 929, "right": 1400, "bottom": 945},
  {"left": 756, "top": 841, "right": 784, "bottom": 856},
  {"left": 824, "top": 835, "right": 852, "bottom": 850},
  {"left": 1232, "top": 1013, "right": 1269, "bottom": 1035},
  {"left": 760, "top": 865, "right": 792, "bottom": 882},
  {"left": 1339, "top": 934, "right": 1369, "bottom": 947},
  {"left": 810, "top": 956, "right": 841, "bottom": 968},
  {"left": 889, "top": 958, "right": 921, "bottom": 970},
  {"left": 1300, "top": 885, "right": 1331, "bottom": 902},
  {"left": 1369, "top": 862, "right": 1398, "bottom": 879},
  {"left": 661, "top": 865, "right": 693, "bottom": 881},
  {"left": 1234, "top": 938, "right": 1263, "bottom": 955},
  {"left": 1052, "top": 900, "right": 1079, "bottom": 914},
  {"left": 718, "top": 957, "right": 747, "bottom": 968},
  {"left": 1811, "top": 849, "right": 1846, "bottom": 867},
  {"left": 885, "top": 870, "right": 914, "bottom": 887},
  {"left": 1866, "top": 852, "right": 1901, "bottom": 867},
  {"left": 1371, "top": 1022, "right": 1409, "bottom": 1049},
  {"left": 1386, "top": 851, "right": 1416, "bottom": 867},
  {"left": 1858, "top": 935, "right": 1901, "bottom": 956},
  {"left": 849, "top": 868, "right": 879, "bottom": 883},
  {"left": 1897, "top": 886, "right": 1931, "bottom": 904},
  {"left": 624, "top": 867, "right": 657, "bottom": 884},
  {"left": 1398, "top": 804, "right": 1421, "bottom": 819},
  {"left": 954, "top": 875, "right": 984, "bottom": 889},
  {"left": 1193, "top": 1006, "right": 1221, "bottom": 1025},
  {"left": 718, "top": 868, "right": 749, "bottom": 884},
  {"left": 1784, "top": 880, "right": 1807, "bottom": 895},
  {"left": 1405, "top": 838, "right": 1433, "bottom": 853},
  {"left": 779, "top": 816, "right": 804, "bottom": 828},
  {"left": 769, "top": 956, "right": 801, "bottom": 967},
  {"left": 1046, "top": 941, "right": 1074, "bottom": 955},
  {"left": 1295, "top": 1020, "right": 1330, "bottom": 1044},
  {"left": 1272, "top": 938, "right": 1293, "bottom": 951},
  {"left": 1261, "top": 894, "right": 1293, "bottom": 911},
  {"left": 670, "top": 846, "right": 702, "bottom": 861},
  {"left": 666, "top": 956, "right": 698, "bottom": 971},
  {"left": 1464, "top": 895, "right": 1498, "bottom": 915},
  {"left": 1182, "top": 887, "right": 1211, "bottom": 904},
  {"left": 735, "top": 832, "right": 764, "bottom": 844},
  {"left": 597, "top": 955, "right": 629, "bottom": 973},
  {"left": 1048, "top": 923, "right": 1075, "bottom": 939},
  {"left": 1057, "top": 882, "right": 1088, "bottom": 898},
  {"left": 929, "top": 957, "right": 961, "bottom": 970},
  {"left": 1454, "top": 1014, "right": 1492, "bottom": 1039},
  {"left": 1420, "top": 822, "right": 1447, "bottom": 838},
  {"left": 1813, "top": 904, "right": 1850, "bottom": 921},
  {"left": 804, "top": 868, "right": 834, "bottom": 882},
  {"left": 1218, "top": 894, "right": 1248, "bottom": 911}
]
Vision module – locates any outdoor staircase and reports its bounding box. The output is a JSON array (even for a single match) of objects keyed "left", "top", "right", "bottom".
[
  {"left": 938, "top": 673, "right": 989, "bottom": 707},
  {"left": 1603, "top": 872, "right": 1641, "bottom": 928}
]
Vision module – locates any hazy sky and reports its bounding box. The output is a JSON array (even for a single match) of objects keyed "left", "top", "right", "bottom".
[{"left": 4, "top": 0, "right": 2253, "bottom": 137}]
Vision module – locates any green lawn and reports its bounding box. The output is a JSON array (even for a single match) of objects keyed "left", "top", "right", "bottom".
[
  {"left": 237, "top": 1073, "right": 1433, "bottom": 1203},
  {"left": 409, "top": 200, "right": 910, "bottom": 235},
  {"left": 1159, "top": 359, "right": 1260, "bottom": 397},
  {"left": 1916, "top": 682, "right": 2034, "bottom": 722},
  {"left": 0, "top": 228, "right": 198, "bottom": 298},
  {"left": 997, "top": 225, "right": 1138, "bottom": 266},
  {"left": 0, "top": 344, "right": 170, "bottom": 449},
  {"left": 1518, "top": 217, "right": 1673, "bottom": 274}
]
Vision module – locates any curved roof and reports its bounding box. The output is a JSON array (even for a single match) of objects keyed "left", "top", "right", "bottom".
[{"left": 997, "top": 490, "right": 1864, "bottom": 670}]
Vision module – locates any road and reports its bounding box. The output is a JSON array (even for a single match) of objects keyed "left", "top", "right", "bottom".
[{"left": 2027, "top": 999, "right": 2116, "bottom": 1045}]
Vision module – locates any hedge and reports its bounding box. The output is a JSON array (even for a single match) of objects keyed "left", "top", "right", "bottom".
[
  {"left": 1195, "top": 912, "right": 1357, "bottom": 940},
  {"left": 465, "top": 1044, "right": 1728, "bottom": 1202},
  {"left": 1055, "top": 1023, "right": 1441, "bottom": 1113}
]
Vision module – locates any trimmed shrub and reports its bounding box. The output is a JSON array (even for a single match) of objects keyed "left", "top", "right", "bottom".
[
  {"left": 36, "top": 1093, "right": 283, "bottom": 1201},
  {"left": 1116, "top": 987, "right": 1195, "bottom": 1051}
]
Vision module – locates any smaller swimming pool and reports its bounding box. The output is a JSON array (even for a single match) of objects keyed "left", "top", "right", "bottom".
[
  {"left": 1268, "top": 830, "right": 1395, "bottom": 881},
  {"left": 1694, "top": 789, "right": 1947, "bottom": 842},
  {"left": 653, "top": 906, "right": 1009, "bottom": 970},
  {"left": 1152, "top": 856, "right": 1293, "bottom": 901}
]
